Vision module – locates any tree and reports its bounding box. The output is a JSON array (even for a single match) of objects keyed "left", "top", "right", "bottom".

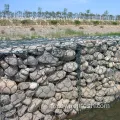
[
  {"left": 4, "top": 4, "right": 10, "bottom": 18},
  {"left": 38, "top": 7, "right": 42, "bottom": 18}
]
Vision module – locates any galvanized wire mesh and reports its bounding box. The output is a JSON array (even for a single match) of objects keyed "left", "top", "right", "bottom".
[{"left": 0, "top": 39, "right": 120, "bottom": 120}]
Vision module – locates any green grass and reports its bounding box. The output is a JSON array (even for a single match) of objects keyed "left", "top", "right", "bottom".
[{"left": 94, "top": 32, "right": 120, "bottom": 36}]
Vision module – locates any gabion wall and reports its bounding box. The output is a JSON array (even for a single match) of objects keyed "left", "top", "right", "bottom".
[{"left": 0, "top": 39, "right": 120, "bottom": 120}]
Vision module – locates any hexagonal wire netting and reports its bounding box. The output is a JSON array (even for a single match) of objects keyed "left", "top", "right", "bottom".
[{"left": 0, "top": 39, "right": 120, "bottom": 120}]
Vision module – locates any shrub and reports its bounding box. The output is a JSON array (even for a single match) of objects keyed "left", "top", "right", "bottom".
[
  {"left": 12, "top": 19, "right": 21, "bottom": 25},
  {"left": 92, "top": 21, "right": 99, "bottom": 26},
  {"left": 79, "top": 26, "right": 84, "bottom": 29},
  {"left": 74, "top": 20, "right": 81, "bottom": 25},
  {"left": 0, "top": 20, "right": 11, "bottom": 26},
  {"left": 21, "top": 19, "right": 35, "bottom": 25},
  {"left": 30, "top": 27, "right": 35, "bottom": 31},
  {"left": 112, "top": 22, "right": 118, "bottom": 25},
  {"left": 100, "top": 25, "right": 104, "bottom": 28},
  {"left": 50, "top": 20, "right": 58, "bottom": 25},
  {"left": 1, "top": 30, "right": 5, "bottom": 34}
]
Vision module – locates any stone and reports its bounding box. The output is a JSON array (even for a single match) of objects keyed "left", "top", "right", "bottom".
[
  {"left": 22, "top": 97, "right": 32, "bottom": 106},
  {"left": 0, "top": 67, "right": 4, "bottom": 76},
  {"left": 18, "top": 105, "right": 28, "bottom": 117},
  {"left": 63, "top": 103, "right": 73, "bottom": 113},
  {"left": 5, "top": 56, "right": 18, "bottom": 66},
  {"left": 47, "top": 70, "right": 66, "bottom": 82},
  {"left": 51, "top": 48, "right": 64, "bottom": 58},
  {"left": 29, "top": 82, "right": 38, "bottom": 90},
  {"left": 57, "top": 99, "right": 69, "bottom": 109},
  {"left": 18, "top": 82, "right": 29, "bottom": 90},
  {"left": 0, "top": 60, "right": 9, "bottom": 69},
  {"left": 84, "top": 54, "right": 94, "bottom": 61},
  {"left": 25, "top": 90, "right": 35, "bottom": 97},
  {"left": 61, "top": 88, "right": 78, "bottom": 99},
  {"left": 114, "top": 71, "right": 120, "bottom": 82},
  {"left": 33, "top": 111, "right": 45, "bottom": 120},
  {"left": 95, "top": 96, "right": 104, "bottom": 102},
  {"left": 14, "top": 72, "right": 28, "bottom": 82},
  {"left": 55, "top": 93, "right": 62, "bottom": 101},
  {"left": 28, "top": 98, "right": 42, "bottom": 113},
  {"left": 80, "top": 61, "right": 88, "bottom": 71},
  {"left": 63, "top": 62, "right": 78, "bottom": 72},
  {"left": 95, "top": 66, "right": 107, "bottom": 75},
  {"left": 55, "top": 78, "right": 73, "bottom": 92},
  {"left": 54, "top": 108, "right": 63, "bottom": 115},
  {"left": 44, "top": 67, "right": 56, "bottom": 74},
  {"left": 5, "top": 66, "right": 18, "bottom": 77},
  {"left": 41, "top": 98, "right": 56, "bottom": 114},
  {"left": 63, "top": 50, "right": 75, "bottom": 61},
  {"left": 15, "top": 103, "right": 22, "bottom": 108},
  {"left": 20, "top": 69, "right": 29, "bottom": 76},
  {"left": 94, "top": 52, "right": 104, "bottom": 60},
  {"left": 29, "top": 70, "right": 44, "bottom": 81},
  {"left": 80, "top": 98, "right": 95, "bottom": 106},
  {"left": 5, "top": 116, "right": 19, "bottom": 120},
  {"left": 103, "top": 96, "right": 115, "bottom": 103},
  {"left": 44, "top": 115, "right": 53, "bottom": 120},
  {"left": 0, "top": 78, "right": 17, "bottom": 94},
  {"left": 37, "top": 75, "right": 47, "bottom": 84},
  {"left": 81, "top": 87, "right": 96, "bottom": 98},
  {"left": 96, "top": 88, "right": 107, "bottom": 97},
  {"left": 1, "top": 95, "right": 10, "bottom": 105},
  {"left": 37, "top": 51, "right": 58, "bottom": 64},
  {"left": 24, "top": 56, "right": 38, "bottom": 66},
  {"left": 11, "top": 90, "right": 26, "bottom": 105},
  {"left": 5, "top": 108, "right": 16, "bottom": 117},
  {"left": 2, "top": 104, "right": 14, "bottom": 112},
  {"left": 19, "top": 113, "right": 33, "bottom": 120},
  {"left": 35, "top": 83, "right": 55, "bottom": 98}
]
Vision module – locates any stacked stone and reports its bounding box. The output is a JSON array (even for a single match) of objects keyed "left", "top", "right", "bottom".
[
  {"left": 0, "top": 43, "right": 79, "bottom": 120},
  {"left": 0, "top": 40, "right": 120, "bottom": 120},
  {"left": 79, "top": 40, "right": 120, "bottom": 109}
]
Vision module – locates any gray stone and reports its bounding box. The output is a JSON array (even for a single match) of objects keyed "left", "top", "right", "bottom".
[
  {"left": 11, "top": 90, "right": 26, "bottom": 105},
  {"left": 18, "top": 82, "right": 29, "bottom": 90},
  {"left": 37, "top": 51, "right": 58, "bottom": 64},
  {"left": 95, "top": 66, "right": 107, "bottom": 74},
  {"left": 1, "top": 95, "right": 10, "bottom": 105},
  {"left": 56, "top": 78, "right": 73, "bottom": 92},
  {"left": 0, "top": 60, "right": 9, "bottom": 69},
  {"left": 5, "top": 66, "right": 18, "bottom": 77},
  {"left": 5, "top": 56, "right": 18, "bottom": 66},
  {"left": 95, "top": 96, "right": 103, "bottom": 102},
  {"left": 24, "top": 56, "right": 38, "bottom": 66},
  {"left": 33, "top": 111, "right": 45, "bottom": 120},
  {"left": 57, "top": 99, "right": 69, "bottom": 109},
  {"left": 18, "top": 105, "right": 28, "bottom": 117},
  {"left": 84, "top": 54, "right": 94, "bottom": 61},
  {"left": 41, "top": 98, "right": 56, "bottom": 114},
  {"left": 35, "top": 83, "right": 55, "bottom": 98},
  {"left": 80, "top": 61, "right": 88, "bottom": 71},
  {"left": 54, "top": 108, "right": 63, "bottom": 115},
  {"left": 63, "top": 62, "right": 78, "bottom": 72},
  {"left": 14, "top": 72, "right": 28, "bottom": 82},
  {"left": 61, "top": 88, "right": 78, "bottom": 99},
  {"left": 44, "top": 67, "right": 56, "bottom": 74},
  {"left": 47, "top": 70, "right": 66, "bottom": 82},
  {"left": 81, "top": 87, "right": 96, "bottom": 98},
  {"left": 63, "top": 103, "right": 73, "bottom": 113},
  {"left": 29, "top": 70, "right": 44, "bottom": 81},
  {"left": 25, "top": 90, "right": 35, "bottom": 97},
  {"left": 15, "top": 103, "right": 22, "bottom": 108},
  {"left": 63, "top": 50, "right": 75, "bottom": 61},
  {"left": 103, "top": 96, "right": 115, "bottom": 103},
  {"left": 55, "top": 93, "right": 62, "bottom": 101},
  {"left": 2, "top": 104, "right": 14, "bottom": 112},
  {"left": 28, "top": 98, "right": 42, "bottom": 113},
  {"left": 0, "top": 67, "right": 4, "bottom": 76},
  {"left": 22, "top": 97, "right": 32, "bottom": 106},
  {"left": 94, "top": 52, "right": 104, "bottom": 60},
  {"left": 44, "top": 115, "right": 53, "bottom": 120},
  {"left": 37, "top": 75, "right": 47, "bottom": 84},
  {"left": 51, "top": 48, "right": 64, "bottom": 58},
  {"left": 19, "top": 113, "right": 33, "bottom": 120},
  {"left": 5, "top": 108, "right": 16, "bottom": 117},
  {"left": 29, "top": 82, "right": 38, "bottom": 90},
  {"left": 20, "top": 69, "right": 29, "bottom": 76}
]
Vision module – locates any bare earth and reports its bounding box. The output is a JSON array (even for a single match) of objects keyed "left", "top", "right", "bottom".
[{"left": 0, "top": 25, "right": 120, "bottom": 40}]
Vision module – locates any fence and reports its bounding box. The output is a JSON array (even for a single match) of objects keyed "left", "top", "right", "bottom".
[{"left": 0, "top": 38, "right": 120, "bottom": 120}]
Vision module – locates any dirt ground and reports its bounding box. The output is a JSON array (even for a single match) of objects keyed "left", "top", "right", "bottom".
[{"left": 0, "top": 25, "right": 120, "bottom": 40}]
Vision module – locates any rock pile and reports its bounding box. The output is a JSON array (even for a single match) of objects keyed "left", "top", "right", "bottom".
[{"left": 0, "top": 39, "right": 120, "bottom": 120}]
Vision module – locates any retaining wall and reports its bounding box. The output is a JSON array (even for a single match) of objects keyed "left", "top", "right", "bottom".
[{"left": 0, "top": 39, "right": 120, "bottom": 120}]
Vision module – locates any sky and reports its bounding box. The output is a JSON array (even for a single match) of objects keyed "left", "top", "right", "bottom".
[{"left": 0, "top": 0, "right": 119, "bottom": 15}]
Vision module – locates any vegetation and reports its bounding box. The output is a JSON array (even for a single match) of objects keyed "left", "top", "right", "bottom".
[
  {"left": 1, "top": 4, "right": 120, "bottom": 21},
  {"left": 74, "top": 20, "right": 81, "bottom": 25}
]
